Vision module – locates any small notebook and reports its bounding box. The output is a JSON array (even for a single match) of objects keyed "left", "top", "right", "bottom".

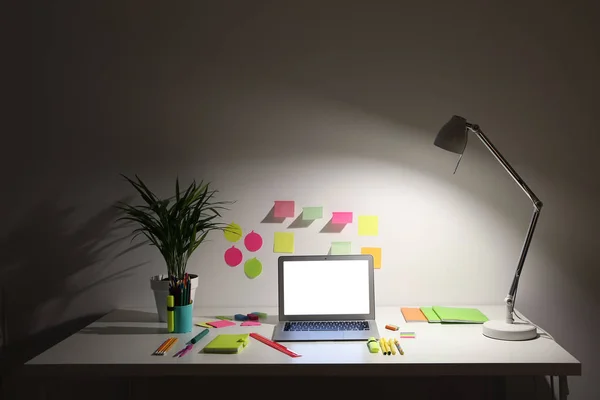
[
  {"left": 203, "top": 334, "right": 250, "bottom": 354},
  {"left": 420, "top": 307, "right": 441, "bottom": 323},
  {"left": 401, "top": 307, "right": 428, "bottom": 322},
  {"left": 431, "top": 306, "right": 489, "bottom": 323}
]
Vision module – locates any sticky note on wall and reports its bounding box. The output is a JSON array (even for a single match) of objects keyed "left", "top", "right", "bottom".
[
  {"left": 331, "top": 241, "right": 351, "bottom": 255},
  {"left": 274, "top": 232, "right": 295, "bottom": 253},
  {"left": 332, "top": 212, "right": 353, "bottom": 224},
  {"left": 361, "top": 247, "right": 382, "bottom": 269},
  {"left": 274, "top": 201, "right": 295, "bottom": 218},
  {"left": 302, "top": 206, "right": 323, "bottom": 220},
  {"left": 358, "top": 216, "right": 378, "bottom": 236},
  {"left": 224, "top": 222, "right": 243, "bottom": 242}
]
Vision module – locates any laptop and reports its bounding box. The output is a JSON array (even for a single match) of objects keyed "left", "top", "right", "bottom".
[{"left": 272, "top": 254, "right": 379, "bottom": 342}]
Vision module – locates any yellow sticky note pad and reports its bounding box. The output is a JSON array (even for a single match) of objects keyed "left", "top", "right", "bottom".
[
  {"left": 358, "top": 216, "right": 378, "bottom": 236},
  {"left": 361, "top": 247, "right": 382, "bottom": 269},
  {"left": 274, "top": 232, "right": 295, "bottom": 253}
]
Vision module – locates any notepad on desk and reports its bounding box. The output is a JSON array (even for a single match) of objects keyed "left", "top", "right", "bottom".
[
  {"left": 432, "top": 306, "right": 489, "bottom": 323},
  {"left": 420, "top": 307, "right": 441, "bottom": 323},
  {"left": 401, "top": 307, "right": 428, "bottom": 322},
  {"left": 203, "top": 334, "right": 250, "bottom": 354}
]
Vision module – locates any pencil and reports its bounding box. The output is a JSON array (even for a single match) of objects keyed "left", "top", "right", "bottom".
[
  {"left": 388, "top": 338, "right": 396, "bottom": 355},
  {"left": 153, "top": 338, "right": 172, "bottom": 355},
  {"left": 394, "top": 338, "right": 404, "bottom": 355},
  {"left": 162, "top": 337, "right": 178, "bottom": 355}
]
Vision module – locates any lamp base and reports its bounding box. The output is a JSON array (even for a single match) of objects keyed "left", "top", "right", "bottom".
[{"left": 482, "top": 320, "right": 537, "bottom": 341}]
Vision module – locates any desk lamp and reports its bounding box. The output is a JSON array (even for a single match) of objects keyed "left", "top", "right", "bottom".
[{"left": 434, "top": 115, "right": 542, "bottom": 341}]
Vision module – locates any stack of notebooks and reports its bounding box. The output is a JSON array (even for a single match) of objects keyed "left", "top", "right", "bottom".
[
  {"left": 203, "top": 334, "right": 250, "bottom": 354},
  {"left": 401, "top": 306, "right": 488, "bottom": 324}
]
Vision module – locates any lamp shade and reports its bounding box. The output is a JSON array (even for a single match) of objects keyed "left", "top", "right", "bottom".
[{"left": 434, "top": 115, "right": 469, "bottom": 154}]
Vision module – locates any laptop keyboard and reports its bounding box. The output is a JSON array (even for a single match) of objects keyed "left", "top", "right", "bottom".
[{"left": 283, "top": 321, "right": 369, "bottom": 332}]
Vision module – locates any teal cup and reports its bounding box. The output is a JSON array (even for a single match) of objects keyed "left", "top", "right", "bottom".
[{"left": 173, "top": 304, "right": 193, "bottom": 333}]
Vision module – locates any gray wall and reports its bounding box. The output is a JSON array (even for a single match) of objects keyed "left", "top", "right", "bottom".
[{"left": 3, "top": 1, "right": 598, "bottom": 398}]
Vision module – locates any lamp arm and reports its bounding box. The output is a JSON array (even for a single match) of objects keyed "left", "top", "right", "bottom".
[{"left": 468, "top": 124, "right": 543, "bottom": 324}]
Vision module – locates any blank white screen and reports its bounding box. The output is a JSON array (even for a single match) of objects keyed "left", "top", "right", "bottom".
[{"left": 283, "top": 259, "right": 371, "bottom": 315}]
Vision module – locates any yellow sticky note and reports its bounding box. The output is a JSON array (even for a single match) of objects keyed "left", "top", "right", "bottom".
[
  {"left": 274, "top": 232, "right": 295, "bottom": 253},
  {"left": 358, "top": 216, "right": 378, "bottom": 236},
  {"left": 361, "top": 247, "right": 382, "bottom": 269},
  {"left": 224, "top": 222, "right": 243, "bottom": 242}
]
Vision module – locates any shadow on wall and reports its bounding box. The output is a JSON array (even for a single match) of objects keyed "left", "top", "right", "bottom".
[{"left": 0, "top": 200, "right": 147, "bottom": 378}]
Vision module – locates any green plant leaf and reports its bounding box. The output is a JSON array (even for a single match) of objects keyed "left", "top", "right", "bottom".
[{"left": 116, "top": 174, "right": 235, "bottom": 278}]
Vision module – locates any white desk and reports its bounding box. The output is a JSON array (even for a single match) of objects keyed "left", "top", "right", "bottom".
[{"left": 23, "top": 306, "right": 580, "bottom": 399}]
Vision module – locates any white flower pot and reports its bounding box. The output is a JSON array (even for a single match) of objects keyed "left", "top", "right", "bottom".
[{"left": 150, "top": 274, "right": 198, "bottom": 322}]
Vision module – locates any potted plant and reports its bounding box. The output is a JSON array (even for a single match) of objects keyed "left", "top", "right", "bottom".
[{"left": 116, "top": 175, "right": 233, "bottom": 322}]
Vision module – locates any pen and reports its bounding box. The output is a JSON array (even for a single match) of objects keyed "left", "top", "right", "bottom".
[
  {"left": 388, "top": 338, "right": 396, "bottom": 355},
  {"left": 394, "top": 338, "right": 404, "bottom": 355},
  {"left": 188, "top": 329, "right": 209, "bottom": 345}
]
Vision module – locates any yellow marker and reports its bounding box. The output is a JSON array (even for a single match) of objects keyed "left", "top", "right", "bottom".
[
  {"left": 388, "top": 338, "right": 396, "bottom": 355},
  {"left": 379, "top": 338, "right": 387, "bottom": 355},
  {"left": 167, "top": 295, "right": 175, "bottom": 333},
  {"left": 382, "top": 338, "right": 391, "bottom": 355},
  {"left": 394, "top": 338, "right": 404, "bottom": 355}
]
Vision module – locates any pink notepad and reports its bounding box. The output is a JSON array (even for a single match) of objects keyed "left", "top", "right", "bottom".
[
  {"left": 241, "top": 321, "right": 261, "bottom": 327},
  {"left": 206, "top": 320, "right": 236, "bottom": 328}
]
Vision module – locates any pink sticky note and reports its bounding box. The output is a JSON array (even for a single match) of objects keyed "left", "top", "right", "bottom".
[
  {"left": 332, "top": 212, "right": 353, "bottom": 224},
  {"left": 224, "top": 246, "right": 243, "bottom": 267},
  {"left": 274, "top": 201, "right": 295, "bottom": 218},
  {"left": 244, "top": 230, "right": 263, "bottom": 252},
  {"left": 206, "top": 320, "right": 236, "bottom": 328},
  {"left": 241, "top": 321, "right": 261, "bottom": 326}
]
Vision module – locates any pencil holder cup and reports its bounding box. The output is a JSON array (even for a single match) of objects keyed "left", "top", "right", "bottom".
[{"left": 174, "top": 304, "right": 193, "bottom": 333}]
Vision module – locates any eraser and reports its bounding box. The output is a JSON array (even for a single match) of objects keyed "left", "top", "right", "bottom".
[
  {"left": 367, "top": 337, "right": 380, "bottom": 353},
  {"left": 251, "top": 312, "right": 268, "bottom": 318},
  {"left": 247, "top": 313, "right": 259, "bottom": 321},
  {"left": 385, "top": 324, "right": 399, "bottom": 331},
  {"left": 234, "top": 314, "right": 249, "bottom": 321}
]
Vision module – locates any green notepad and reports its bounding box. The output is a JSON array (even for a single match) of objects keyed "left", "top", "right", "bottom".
[
  {"left": 203, "top": 334, "right": 250, "bottom": 354},
  {"left": 431, "top": 306, "right": 489, "bottom": 324},
  {"left": 420, "top": 307, "right": 441, "bottom": 323}
]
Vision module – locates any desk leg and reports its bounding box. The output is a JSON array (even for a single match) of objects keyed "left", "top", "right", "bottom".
[{"left": 558, "top": 376, "right": 569, "bottom": 400}]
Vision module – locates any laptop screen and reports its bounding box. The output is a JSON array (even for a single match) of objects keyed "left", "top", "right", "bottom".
[{"left": 282, "top": 258, "right": 371, "bottom": 316}]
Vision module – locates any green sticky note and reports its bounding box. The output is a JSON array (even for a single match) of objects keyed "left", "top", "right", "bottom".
[
  {"left": 302, "top": 206, "right": 323, "bottom": 220},
  {"left": 331, "top": 241, "right": 351, "bottom": 255},
  {"left": 244, "top": 258, "right": 263, "bottom": 279},
  {"left": 358, "top": 215, "right": 378, "bottom": 236},
  {"left": 273, "top": 232, "right": 294, "bottom": 253}
]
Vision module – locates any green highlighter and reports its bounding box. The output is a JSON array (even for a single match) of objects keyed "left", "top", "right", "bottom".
[{"left": 367, "top": 337, "right": 380, "bottom": 353}]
